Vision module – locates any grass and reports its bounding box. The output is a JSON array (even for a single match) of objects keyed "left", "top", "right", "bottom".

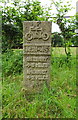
[
  {"left": 52, "top": 47, "right": 76, "bottom": 57},
  {"left": 2, "top": 47, "right": 76, "bottom": 118}
]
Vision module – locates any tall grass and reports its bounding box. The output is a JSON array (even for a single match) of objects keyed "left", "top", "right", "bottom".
[{"left": 2, "top": 48, "right": 76, "bottom": 118}]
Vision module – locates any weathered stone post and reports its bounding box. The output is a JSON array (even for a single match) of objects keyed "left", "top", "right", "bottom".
[{"left": 23, "top": 21, "right": 52, "bottom": 94}]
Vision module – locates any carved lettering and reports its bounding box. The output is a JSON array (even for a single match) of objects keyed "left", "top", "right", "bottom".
[
  {"left": 24, "top": 45, "right": 50, "bottom": 54},
  {"left": 26, "top": 56, "right": 49, "bottom": 62},
  {"left": 23, "top": 21, "right": 51, "bottom": 93},
  {"left": 25, "top": 63, "right": 49, "bottom": 68},
  {"left": 27, "top": 69, "right": 47, "bottom": 75},
  {"left": 26, "top": 75, "right": 48, "bottom": 81}
]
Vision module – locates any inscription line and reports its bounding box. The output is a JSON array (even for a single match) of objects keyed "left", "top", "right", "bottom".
[{"left": 24, "top": 53, "right": 51, "bottom": 55}]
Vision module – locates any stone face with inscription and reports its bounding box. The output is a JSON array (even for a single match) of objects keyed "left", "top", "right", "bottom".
[{"left": 23, "top": 21, "right": 52, "bottom": 93}]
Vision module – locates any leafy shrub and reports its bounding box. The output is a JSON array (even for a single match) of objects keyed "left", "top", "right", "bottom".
[
  {"left": 51, "top": 55, "right": 76, "bottom": 68},
  {"left": 2, "top": 0, "right": 48, "bottom": 52},
  {"left": 2, "top": 49, "right": 23, "bottom": 77},
  {"left": 52, "top": 32, "right": 64, "bottom": 47},
  {"left": 2, "top": 49, "right": 76, "bottom": 77}
]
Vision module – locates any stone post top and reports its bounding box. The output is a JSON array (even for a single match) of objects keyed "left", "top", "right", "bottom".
[{"left": 23, "top": 21, "right": 52, "bottom": 23}]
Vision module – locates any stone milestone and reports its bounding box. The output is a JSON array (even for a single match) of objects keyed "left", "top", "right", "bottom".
[{"left": 23, "top": 21, "right": 52, "bottom": 93}]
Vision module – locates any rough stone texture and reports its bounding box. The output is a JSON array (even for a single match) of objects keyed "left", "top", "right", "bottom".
[{"left": 23, "top": 21, "right": 52, "bottom": 94}]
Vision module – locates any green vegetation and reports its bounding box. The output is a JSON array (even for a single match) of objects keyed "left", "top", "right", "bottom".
[
  {"left": 2, "top": 0, "right": 77, "bottom": 118},
  {"left": 2, "top": 49, "right": 23, "bottom": 77},
  {"left": 51, "top": 0, "right": 77, "bottom": 57},
  {"left": 2, "top": 48, "right": 76, "bottom": 118},
  {"left": 2, "top": 0, "right": 77, "bottom": 53},
  {"left": 2, "top": 0, "right": 50, "bottom": 52}
]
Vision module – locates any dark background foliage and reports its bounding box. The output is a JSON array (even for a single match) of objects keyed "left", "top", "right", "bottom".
[{"left": 2, "top": 0, "right": 77, "bottom": 53}]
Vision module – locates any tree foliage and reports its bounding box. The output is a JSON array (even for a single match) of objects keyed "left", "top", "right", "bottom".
[
  {"left": 2, "top": 0, "right": 77, "bottom": 53},
  {"left": 2, "top": 0, "right": 49, "bottom": 52},
  {"left": 50, "top": 0, "right": 76, "bottom": 56},
  {"left": 52, "top": 32, "right": 64, "bottom": 47}
]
